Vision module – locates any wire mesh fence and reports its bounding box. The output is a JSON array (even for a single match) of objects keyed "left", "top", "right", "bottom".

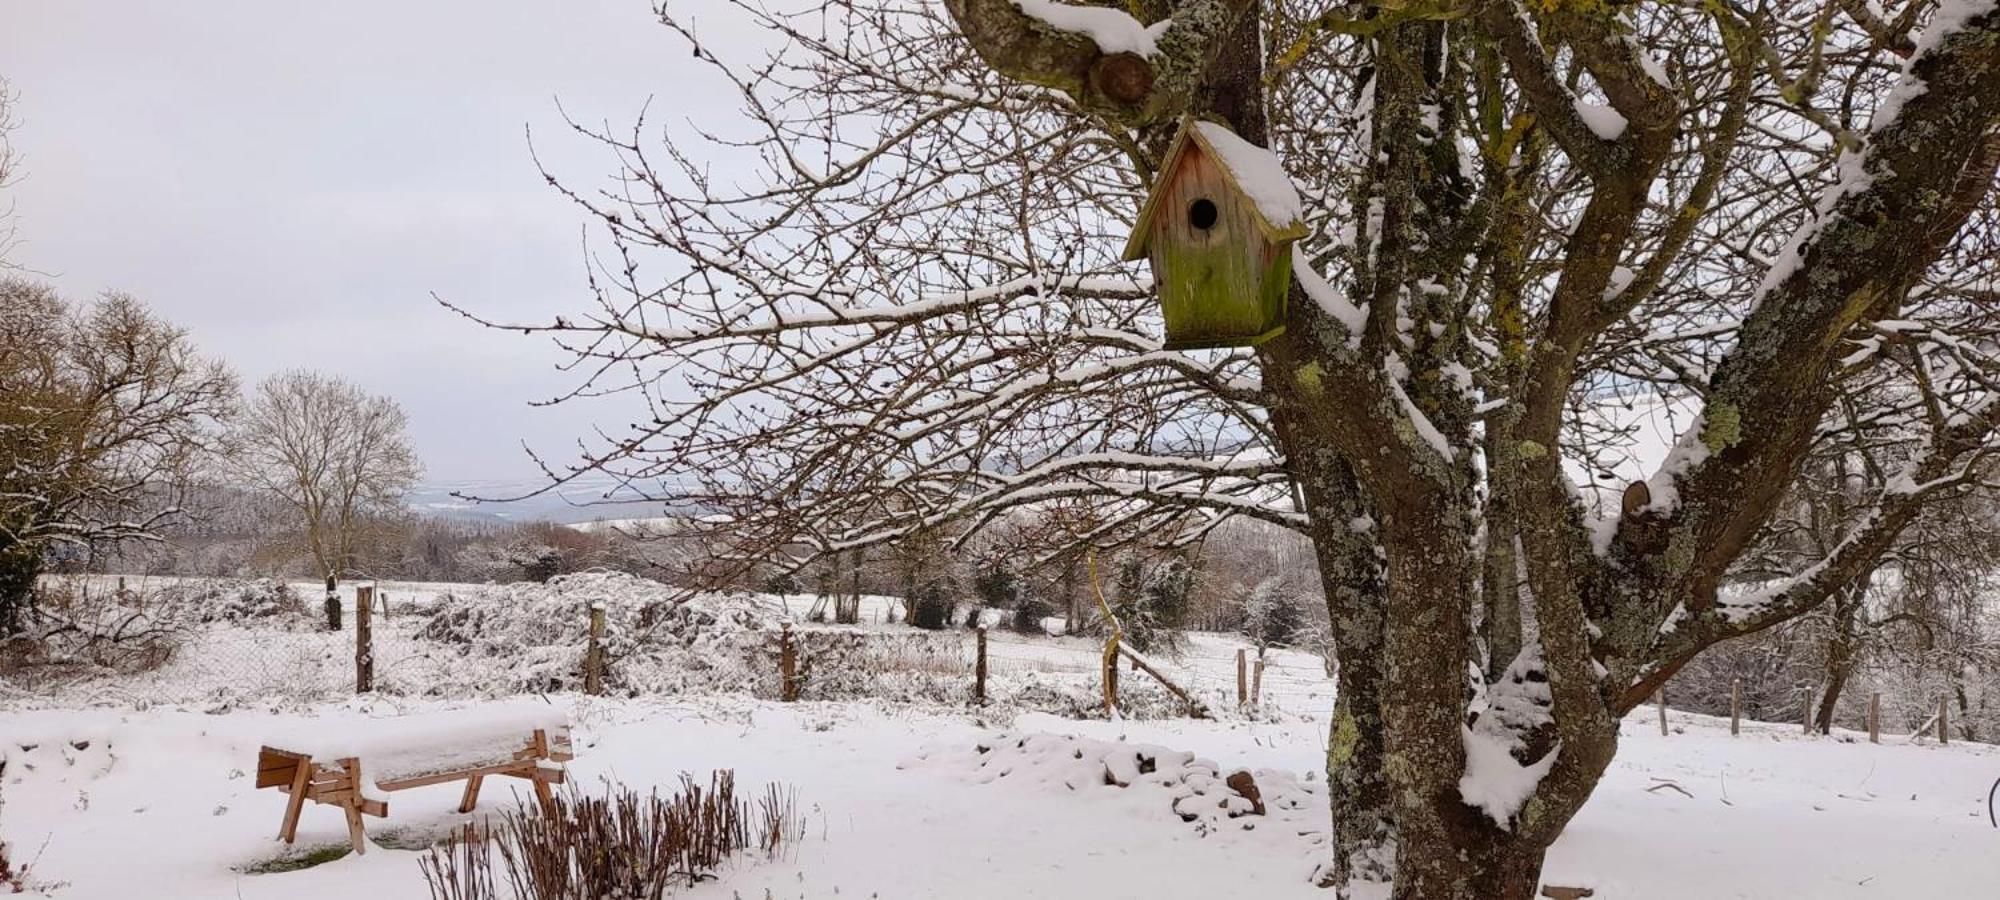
[{"left": 8, "top": 574, "right": 1340, "bottom": 719}]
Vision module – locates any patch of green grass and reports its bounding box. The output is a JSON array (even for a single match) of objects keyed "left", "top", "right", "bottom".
[{"left": 239, "top": 843, "right": 350, "bottom": 874}]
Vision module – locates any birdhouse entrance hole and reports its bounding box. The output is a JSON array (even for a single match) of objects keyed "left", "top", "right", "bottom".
[{"left": 1188, "top": 198, "right": 1218, "bottom": 230}]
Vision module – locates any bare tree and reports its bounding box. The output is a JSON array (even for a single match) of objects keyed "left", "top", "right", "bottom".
[
  {"left": 230, "top": 370, "right": 420, "bottom": 624},
  {"left": 0, "top": 279, "right": 236, "bottom": 636},
  {"left": 0, "top": 77, "right": 19, "bottom": 269},
  {"left": 464, "top": 1, "right": 2000, "bottom": 896}
]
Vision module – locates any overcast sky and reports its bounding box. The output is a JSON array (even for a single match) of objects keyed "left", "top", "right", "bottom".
[{"left": 2, "top": 0, "right": 745, "bottom": 486}]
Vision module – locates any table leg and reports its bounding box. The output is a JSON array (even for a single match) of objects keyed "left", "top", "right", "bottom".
[
  {"left": 458, "top": 774, "right": 485, "bottom": 814},
  {"left": 277, "top": 757, "right": 312, "bottom": 843}
]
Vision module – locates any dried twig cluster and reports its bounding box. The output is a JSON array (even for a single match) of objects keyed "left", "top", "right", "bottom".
[{"left": 419, "top": 772, "right": 803, "bottom": 900}]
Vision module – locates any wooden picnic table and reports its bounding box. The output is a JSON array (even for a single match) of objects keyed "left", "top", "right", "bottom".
[{"left": 254, "top": 703, "right": 574, "bottom": 854}]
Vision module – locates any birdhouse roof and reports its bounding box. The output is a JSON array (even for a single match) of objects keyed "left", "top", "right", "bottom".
[{"left": 1122, "top": 117, "right": 1311, "bottom": 261}]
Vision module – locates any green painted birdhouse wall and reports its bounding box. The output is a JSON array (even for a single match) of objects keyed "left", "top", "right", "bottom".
[{"left": 1123, "top": 119, "right": 1309, "bottom": 351}]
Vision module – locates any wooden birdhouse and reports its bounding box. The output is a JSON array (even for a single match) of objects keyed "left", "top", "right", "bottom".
[{"left": 1123, "top": 117, "right": 1310, "bottom": 350}]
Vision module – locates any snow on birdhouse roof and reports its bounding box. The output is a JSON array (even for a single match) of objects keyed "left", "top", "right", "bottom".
[{"left": 1123, "top": 117, "right": 1310, "bottom": 261}]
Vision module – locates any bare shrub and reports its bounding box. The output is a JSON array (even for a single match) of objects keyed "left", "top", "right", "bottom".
[
  {"left": 0, "top": 580, "right": 182, "bottom": 683},
  {"left": 419, "top": 772, "right": 803, "bottom": 900}
]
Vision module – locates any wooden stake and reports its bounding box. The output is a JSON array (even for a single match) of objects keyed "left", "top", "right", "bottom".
[
  {"left": 584, "top": 602, "right": 606, "bottom": 696},
  {"left": 1656, "top": 686, "right": 1668, "bottom": 737},
  {"left": 1236, "top": 648, "right": 1248, "bottom": 708},
  {"left": 354, "top": 585, "right": 374, "bottom": 694},
  {"left": 1868, "top": 692, "right": 1880, "bottom": 744},
  {"left": 1103, "top": 636, "right": 1120, "bottom": 714},
  {"left": 1730, "top": 679, "right": 1741, "bottom": 736},
  {"left": 324, "top": 575, "right": 341, "bottom": 631},
  {"left": 1938, "top": 696, "right": 1949, "bottom": 745},
  {"left": 1803, "top": 689, "right": 1814, "bottom": 735},
  {"left": 1251, "top": 657, "right": 1266, "bottom": 714},
  {"left": 1087, "top": 552, "right": 1121, "bottom": 717},
  {"left": 780, "top": 622, "right": 798, "bottom": 702},
  {"left": 974, "top": 626, "right": 988, "bottom": 705}
]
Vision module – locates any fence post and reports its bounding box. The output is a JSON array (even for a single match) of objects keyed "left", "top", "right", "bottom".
[
  {"left": 323, "top": 575, "right": 341, "bottom": 631},
  {"left": 1868, "top": 692, "right": 1880, "bottom": 744},
  {"left": 1730, "top": 679, "right": 1741, "bottom": 736},
  {"left": 379, "top": 590, "right": 388, "bottom": 621},
  {"left": 780, "top": 622, "right": 798, "bottom": 702},
  {"left": 1656, "top": 686, "right": 1668, "bottom": 737},
  {"left": 354, "top": 584, "right": 373, "bottom": 694},
  {"left": 1937, "top": 697, "right": 1949, "bottom": 745},
  {"left": 1103, "top": 637, "right": 1120, "bottom": 715},
  {"left": 1252, "top": 656, "right": 1266, "bottom": 715},
  {"left": 1236, "top": 648, "right": 1248, "bottom": 709},
  {"left": 974, "top": 626, "right": 988, "bottom": 705},
  {"left": 1802, "top": 690, "right": 1814, "bottom": 735},
  {"left": 584, "top": 602, "right": 607, "bottom": 696}
]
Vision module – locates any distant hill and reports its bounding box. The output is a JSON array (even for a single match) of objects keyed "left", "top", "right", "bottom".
[{"left": 405, "top": 475, "right": 670, "bottom": 525}]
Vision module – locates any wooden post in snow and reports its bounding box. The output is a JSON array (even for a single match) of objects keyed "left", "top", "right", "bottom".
[
  {"left": 1103, "top": 636, "right": 1120, "bottom": 714},
  {"left": 1937, "top": 697, "right": 1949, "bottom": 745},
  {"left": 584, "top": 602, "right": 607, "bottom": 696},
  {"left": 974, "top": 625, "right": 988, "bottom": 705},
  {"left": 780, "top": 622, "right": 798, "bottom": 702},
  {"left": 1236, "top": 648, "right": 1248, "bottom": 709},
  {"left": 1656, "top": 687, "right": 1668, "bottom": 737},
  {"left": 1251, "top": 656, "right": 1266, "bottom": 715},
  {"left": 324, "top": 574, "right": 341, "bottom": 631},
  {"left": 354, "top": 585, "right": 374, "bottom": 694},
  {"left": 1730, "top": 679, "right": 1741, "bottom": 737},
  {"left": 1802, "top": 690, "right": 1814, "bottom": 735}
]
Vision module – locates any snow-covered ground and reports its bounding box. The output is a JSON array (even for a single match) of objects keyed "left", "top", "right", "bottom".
[
  {"left": 4, "top": 695, "right": 1997, "bottom": 899},
  {"left": 8, "top": 574, "right": 1998, "bottom": 898},
  {"left": 18, "top": 575, "right": 1332, "bottom": 718}
]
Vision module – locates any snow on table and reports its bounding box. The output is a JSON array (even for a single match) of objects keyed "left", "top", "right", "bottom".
[{"left": 262, "top": 700, "right": 569, "bottom": 796}]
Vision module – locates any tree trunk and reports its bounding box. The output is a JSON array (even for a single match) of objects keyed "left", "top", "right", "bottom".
[
  {"left": 322, "top": 574, "right": 341, "bottom": 631},
  {"left": 1813, "top": 577, "right": 1870, "bottom": 734}
]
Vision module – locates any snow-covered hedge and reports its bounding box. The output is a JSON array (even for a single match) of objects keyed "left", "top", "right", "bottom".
[
  {"left": 411, "top": 573, "right": 974, "bottom": 703},
  {"left": 149, "top": 578, "right": 312, "bottom": 627},
  {"left": 412, "top": 572, "right": 769, "bottom": 695}
]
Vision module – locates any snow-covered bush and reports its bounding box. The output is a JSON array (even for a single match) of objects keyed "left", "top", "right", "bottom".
[
  {"left": 972, "top": 563, "right": 1025, "bottom": 608},
  {"left": 1106, "top": 556, "right": 1194, "bottom": 654},
  {"left": 413, "top": 572, "right": 771, "bottom": 695},
  {"left": 907, "top": 577, "right": 955, "bottom": 630},
  {"left": 1240, "top": 578, "right": 1305, "bottom": 650},
  {"left": 1012, "top": 597, "right": 1055, "bottom": 635},
  {"left": 150, "top": 578, "right": 311, "bottom": 626},
  {"left": 750, "top": 628, "right": 969, "bottom": 702}
]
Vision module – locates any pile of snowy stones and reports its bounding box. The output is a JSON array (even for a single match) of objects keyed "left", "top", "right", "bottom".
[{"left": 903, "top": 732, "right": 1326, "bottom": 841}]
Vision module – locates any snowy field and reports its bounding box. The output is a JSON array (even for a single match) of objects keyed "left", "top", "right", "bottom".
[
  {"left": 4, "top": 695, "right": 1998, "bottom": 899},
  {"left": 7, "top": 574, "right": 2000, "bottom": 899}
]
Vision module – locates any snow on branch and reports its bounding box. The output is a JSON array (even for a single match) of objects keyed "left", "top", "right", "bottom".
[{"left": 1012, "top": 0, "right": 1170, "bottom": 56}]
